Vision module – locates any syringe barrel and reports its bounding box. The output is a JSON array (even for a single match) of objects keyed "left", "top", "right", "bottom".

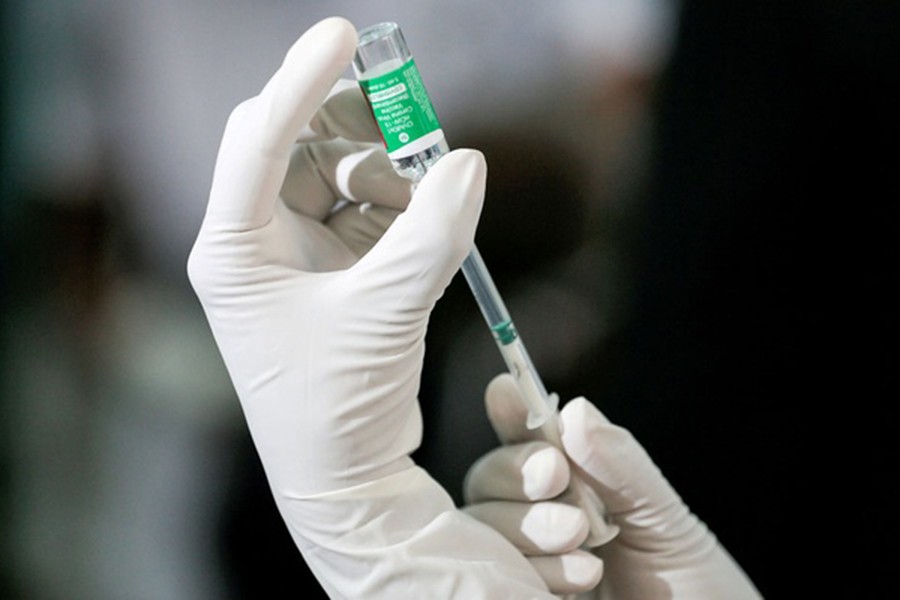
[{"left": 461, "top": 248, "right": 511, "bottom": 333}]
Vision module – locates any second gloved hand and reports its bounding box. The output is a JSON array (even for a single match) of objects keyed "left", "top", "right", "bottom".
[{"left": 464, "top": 374, "right": 762, "bottom": 599}]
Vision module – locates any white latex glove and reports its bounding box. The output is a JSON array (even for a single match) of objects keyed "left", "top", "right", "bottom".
[
  {"left": 464, "top": 374, "right": 763, "bottom": 599},
  {"left": 189, "top": 17, "right": 554, "bottom": 599}
]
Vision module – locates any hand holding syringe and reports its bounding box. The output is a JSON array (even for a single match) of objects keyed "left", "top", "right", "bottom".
[
  {"left": 354, "top": 21, "right": 619, "bottom": 548},
  {"left": 459, "top": 247, "right": 619, "bottom": 548}
]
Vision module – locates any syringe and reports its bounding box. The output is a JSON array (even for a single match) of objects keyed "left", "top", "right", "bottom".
[{"left": 354, "top": 21, "right": 618, "bottom": 547}]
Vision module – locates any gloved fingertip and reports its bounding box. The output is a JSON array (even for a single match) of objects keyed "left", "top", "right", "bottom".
[
  {"left": 521, "top": 444, "right": 570, "bottom": 500},
  {"left": 431, "top": 148, "right": 487, "bottom": 177},
  {"left": 456, "top": 148, "right": 488, "bottom": 201},
  {"left": 558, "top": 397, "right": 621, "bottom": 471},
  {"left": 288, "top": 16, "right": 358, "bottom": 63},
  {"left": 380, "top": 148, "right": 485, "bottom": 271},
  {"left": 485, "top": 373, "right": 531, "bottom": 444},
  {"left": 559, "top": 397, "right": 668, "bottom": 512},
  {"left": 250, "top": 17, "right": 360, "bottom": 161},
  {"left": 531, "top": 550, "right": 604, "bottom": 596},
  {"left": 485, "top": 372, "right": 517, "bottom": 398},
  {"left": 519, "top": 502, "right": 589, "bottom": 554},
  {"left": 561, "top": 551, "right": 605, "bottom": 591},
  {"left": 415, "top": 148, "right": 487, "bottom": 212},
  {"left": 561, "top": 396, "right": 611, "bottom": 428}
]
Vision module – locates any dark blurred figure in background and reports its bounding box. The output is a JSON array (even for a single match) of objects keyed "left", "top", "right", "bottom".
[
  {"left": 607, "top": 2, "right": 895, "bottom": 596},
  {"left": 606, "top": 2, "right": 899, "bottom": 596}
]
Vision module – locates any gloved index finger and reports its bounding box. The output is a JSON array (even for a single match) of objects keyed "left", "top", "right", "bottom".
[
  {"left": 204, "top": 17, "right": 358, "bottom": 231},
  {"left": 485, "top": 373, "right": 545, "bottom": 445}
]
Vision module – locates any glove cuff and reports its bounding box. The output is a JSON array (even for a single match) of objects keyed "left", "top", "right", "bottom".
[{"left": 276, "top": 466, "right": 555, "bottom": 598}]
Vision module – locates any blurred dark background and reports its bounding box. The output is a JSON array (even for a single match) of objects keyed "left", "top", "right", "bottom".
[{"left": 2, "top": 1, "right": 897, "bottom": 598}]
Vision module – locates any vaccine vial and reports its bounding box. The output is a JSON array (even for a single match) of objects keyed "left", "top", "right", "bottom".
[{"left": 353, "top": 22, "right": 450, "bottom": 182}]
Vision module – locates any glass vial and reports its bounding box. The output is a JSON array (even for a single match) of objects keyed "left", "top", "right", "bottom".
[{"left": 354, "top": 22, "right": 450, "bottom": 182}]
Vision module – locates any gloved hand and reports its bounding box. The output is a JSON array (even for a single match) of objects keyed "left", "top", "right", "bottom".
[
  {"left": 189, "top": 17, "right": 554, "bottom": 598},
  {"left": 464, "top": 374, "right": 763, "bottom": 599}
]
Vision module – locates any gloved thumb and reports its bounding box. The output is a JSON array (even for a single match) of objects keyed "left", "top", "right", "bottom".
[
  {"left": 351, "top": 149, "right": 486, "bottom": 309},
  {"left": 559, "top": 398, "right": 685, "bottom": 537},
  {"left": 559, "top": 399, "right": 763, "bottom": 598}
]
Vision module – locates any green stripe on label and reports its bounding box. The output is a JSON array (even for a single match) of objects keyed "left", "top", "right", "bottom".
[{"left": 359, "top": 58, "right": 442, "bottom": 154}]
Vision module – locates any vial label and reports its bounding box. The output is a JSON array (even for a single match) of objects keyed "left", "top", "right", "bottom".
[{"left": 359, "top": 58, "right": 444, "bottom": 159}]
